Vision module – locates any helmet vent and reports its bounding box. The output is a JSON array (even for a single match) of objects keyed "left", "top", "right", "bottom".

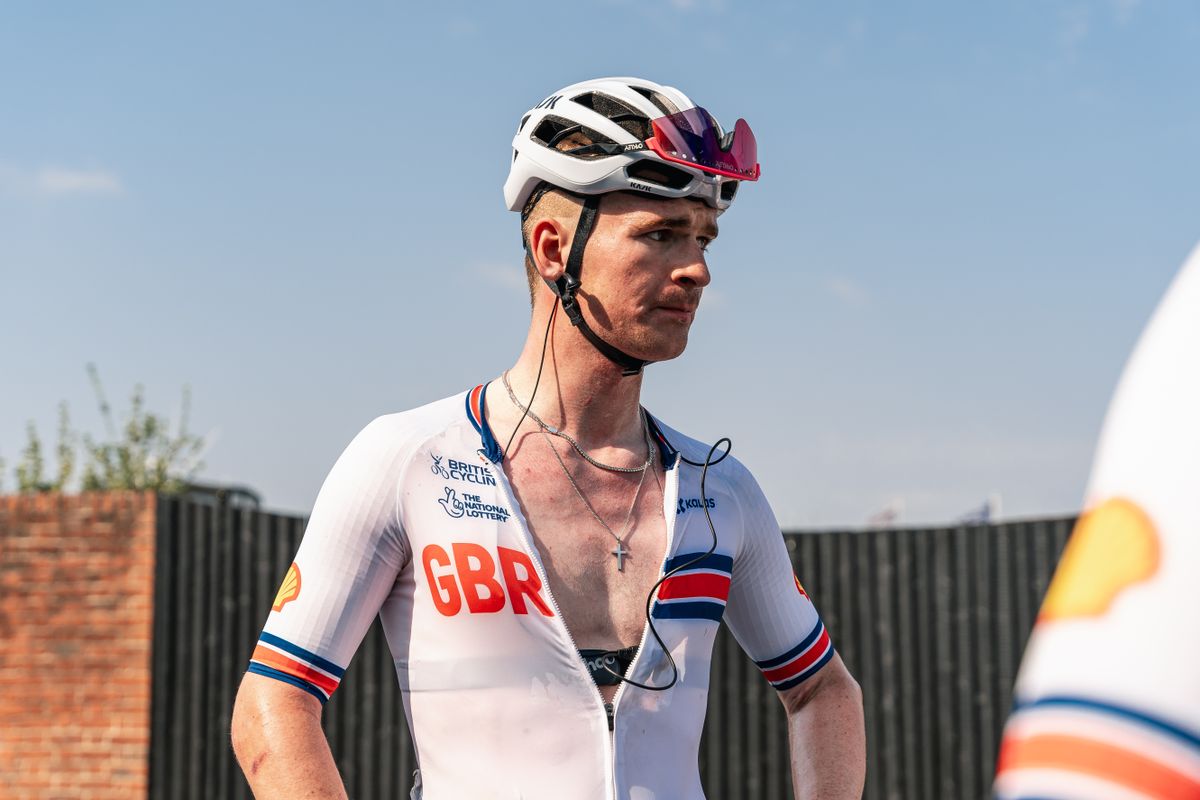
[
  {"left": 625, "top": 159, "right": 694, "bottom": 190},
  {"left": 571, "top": 92, "right": 651, "bottom": 140},
  {"left": 532, "top": 116, "right": 617, "bottom": 160},
  {"left": 631, "top": 86, "right": 681, "bottom": 117}
]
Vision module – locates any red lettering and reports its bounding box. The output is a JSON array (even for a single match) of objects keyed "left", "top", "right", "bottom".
[
  {"left": 422, "top": 544, "right": 461, "bottom": 616},
  {"left": 452, "top": 542, "right": 506, "bottom": 614},
  {"left": 498, "top": 547, "right": 553, "bottom": 616}
]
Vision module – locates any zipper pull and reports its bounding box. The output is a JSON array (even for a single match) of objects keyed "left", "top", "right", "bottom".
[{"left": 604, "top": 702, "right": 615, "bottom": 731}]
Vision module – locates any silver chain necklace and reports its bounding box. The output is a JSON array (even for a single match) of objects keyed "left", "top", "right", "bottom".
[
  {"left": 539, "top": 427, "right": 648, "bottom": 572},
  {"left": 501, "top": 371, "right": 654, "bottom": 474},
  {"left": 500, "top": 371, "right": 655, "bottom": 571}
]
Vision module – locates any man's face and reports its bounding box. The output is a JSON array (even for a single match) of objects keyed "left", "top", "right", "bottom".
[{"left": 576, "top": 192, "right": 718, "bottom": 363}]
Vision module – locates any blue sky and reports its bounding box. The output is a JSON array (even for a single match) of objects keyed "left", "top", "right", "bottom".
[{"left": 2, "top": 1, "right": 1198, "bottom": 526}]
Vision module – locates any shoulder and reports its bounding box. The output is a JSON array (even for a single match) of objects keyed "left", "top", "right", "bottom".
[
  {"left": 334, "top": 390, "right": 472, "bottom": 473},
  {"left": 645, "top": 413, "right": 761, "bottom": 490}
]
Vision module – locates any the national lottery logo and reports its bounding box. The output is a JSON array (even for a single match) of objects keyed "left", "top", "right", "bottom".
[
  {"left": 677, "top": 496, "right": 717, "bottom": 515},
  {"left": 438, "top": 486, "right": 511, "bottom": 522},
  {"left": 430, "top": 453, "right": 496, "bottom": 486}
]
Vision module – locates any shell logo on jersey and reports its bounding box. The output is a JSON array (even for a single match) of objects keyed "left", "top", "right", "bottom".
[
  {"left": 1039, "top": 497, "right": 1160, "bottom": 622},
  {"left": 422, "top": 543, "right": 553, "bottom": 617},
  {"left": 273, "top": 563, "right": 302, "bottom": 612},
  {"left": 794, "top": 574, "right": 808, "bottom": 598}
]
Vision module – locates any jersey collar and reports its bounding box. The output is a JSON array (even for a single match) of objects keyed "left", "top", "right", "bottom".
[{"left": 466, "top": 382, "right": 677, "bottom": 469}]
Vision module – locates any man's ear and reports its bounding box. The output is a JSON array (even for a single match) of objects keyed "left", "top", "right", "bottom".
[{"left": 529, "top": 217, "right": 569, "bottom": 285}]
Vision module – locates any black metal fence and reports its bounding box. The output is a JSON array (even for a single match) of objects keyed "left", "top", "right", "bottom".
[{"left": 148, "top": 495, "right": 1072, "bottom": 800}]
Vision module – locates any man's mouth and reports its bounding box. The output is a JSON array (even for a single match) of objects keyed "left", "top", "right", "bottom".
[{"left": 654, "top": 303, "right": 698, "bottom": 320}]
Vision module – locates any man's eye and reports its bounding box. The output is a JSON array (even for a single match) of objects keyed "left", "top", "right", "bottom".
[
  {"left": 646, "top": 230, "right": 671, "bottom": 242},
  {"left": 698, "top": 237, "right": 714, "bottom": 252}
]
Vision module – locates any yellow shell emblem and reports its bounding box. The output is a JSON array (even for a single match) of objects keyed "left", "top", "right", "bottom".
[
  {"left": 794, "top": 574, "right": 809, "bottom": 598},
  {"left": 273, "top": 563, "right": 302, "bottom": 612},
  {"left": 1039, "top": 497, "right": 1160, "bottom": 621}
]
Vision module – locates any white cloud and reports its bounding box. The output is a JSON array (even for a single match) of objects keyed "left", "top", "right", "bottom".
[
  {"left": 35, "top": 167, "right": 123, "bottom": 196},
  {"left": 0, "top": 163, "right": 124, "bottom": 197},
  {"left": 824, "top": 276, "right": 869, "bottom": 308}
]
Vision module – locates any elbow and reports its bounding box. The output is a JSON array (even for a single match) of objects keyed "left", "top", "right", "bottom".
[
  {"left": 231, "top": 676, "right": 276, "bottom": 773},
  {"left": 230, "top": 682, "right": 255, "bottom": 761},
  {"left": 780, "top": 654, "right": 862, "bottom": 717}
]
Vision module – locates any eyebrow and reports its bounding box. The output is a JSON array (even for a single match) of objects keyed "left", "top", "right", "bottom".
[{"left": 645, "top": 215, "right": 720, "bottom": 239}]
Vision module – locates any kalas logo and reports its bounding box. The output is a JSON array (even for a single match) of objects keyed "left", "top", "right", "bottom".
[
  {"left": 677, "top": 497, "right": 717, "bottom": 515},
  {"left": 431, "top": 454, "right": 496, "bottom": 486},
  {"left": 438, "top": 487, "right": 511, "bottom": 522}
]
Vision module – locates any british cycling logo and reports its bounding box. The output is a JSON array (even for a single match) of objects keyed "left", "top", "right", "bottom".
[
  {"left": 431, "top": 454, "right": 496, "bottom": 486},
  {"left": 438, "top": 486, "right": 511, "bottom": 522},
  {"left": 677, "top": 497, "right": 717, "bottom": 515}
]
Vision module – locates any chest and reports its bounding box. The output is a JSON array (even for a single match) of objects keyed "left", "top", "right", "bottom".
[{"left": 503, "top": 441, "right": 672, "bottom": 650}]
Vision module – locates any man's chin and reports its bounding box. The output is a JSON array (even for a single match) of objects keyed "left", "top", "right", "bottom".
[{"left": 623, "top": 330, "right": 691, "bottom": 364}]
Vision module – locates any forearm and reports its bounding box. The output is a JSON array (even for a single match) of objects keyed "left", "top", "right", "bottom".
[
  {"left": 784, "top": 665, "right": 866, "bottom": 799},
  {"left": 232, "top": 674, "right": 348, "bottom": 800}
]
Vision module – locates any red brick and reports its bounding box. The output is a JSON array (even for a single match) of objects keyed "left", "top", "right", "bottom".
[{"left": 0, "top": 492, "right": 156, "bottom": 798}]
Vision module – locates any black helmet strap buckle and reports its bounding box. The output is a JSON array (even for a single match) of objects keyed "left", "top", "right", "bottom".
[{"left": 540, "top": 194, "right": 649, "bottom": 378}]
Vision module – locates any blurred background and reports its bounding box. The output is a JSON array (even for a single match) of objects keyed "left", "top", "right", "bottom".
[{"left": 5, "top": 1, "right": 1199, "bottom": 526}]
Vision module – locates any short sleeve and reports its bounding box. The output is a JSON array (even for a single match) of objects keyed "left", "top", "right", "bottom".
[
  {"left": 722, "top": 464, "right": 834, "bottom": 692},
  {"left": 247, "top": 416, "right": 410, "bottom": 703}
]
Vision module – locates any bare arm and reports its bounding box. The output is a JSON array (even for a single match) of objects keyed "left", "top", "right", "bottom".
[
  {"left": 231, "top": 672, "right": 348, "bottom": 800},
  {"left": 778, "top": 653, "right": 866, "bottom": 800}
]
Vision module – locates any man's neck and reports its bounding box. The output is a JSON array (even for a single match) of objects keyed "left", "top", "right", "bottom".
[{"left": 497, "top": 303, "right": 647, "bottom": 453}]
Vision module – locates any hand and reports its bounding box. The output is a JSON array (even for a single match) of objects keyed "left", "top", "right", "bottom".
[{"left": 438, "top": 486, "right": 464, "bottom": 518}]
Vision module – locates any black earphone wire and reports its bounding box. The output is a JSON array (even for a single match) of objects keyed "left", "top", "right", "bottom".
[
  {"left": 502, "top": 302, "right": 557, "bottom": 459},
  {"left": 602, "top": 436, "right": 731, "bottom": 692},
  {"left": 501, "top": 291, "right": 731, "bottom": 695}
]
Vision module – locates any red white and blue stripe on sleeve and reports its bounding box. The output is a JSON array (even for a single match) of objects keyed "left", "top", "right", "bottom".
[
  {"left": 247, "top": 632, "right": 347, "bottom": 703},
  {"left": 651, "top": 552, "right": 732, "bottom": 622},
  {"left": 754, "top": 619, "right": 835, "bottom": 691}
]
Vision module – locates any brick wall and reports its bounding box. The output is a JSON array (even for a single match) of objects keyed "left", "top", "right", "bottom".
[{"left": 0, "top": 492, "right": 157, "bottom": 800}]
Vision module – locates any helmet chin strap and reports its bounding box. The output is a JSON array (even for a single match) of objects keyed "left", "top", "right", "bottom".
[{"left": 542, "top": 195, "right": 650, "bottom": 377}]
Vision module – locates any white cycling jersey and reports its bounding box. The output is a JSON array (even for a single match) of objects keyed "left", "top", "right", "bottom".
[{"left": 248, "top": 383, "right": 833, "bottom": 799}]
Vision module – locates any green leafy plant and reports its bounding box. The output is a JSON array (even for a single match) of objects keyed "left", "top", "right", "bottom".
[{"left": 13, "top": 364, "right": 205, "bottom": 494}]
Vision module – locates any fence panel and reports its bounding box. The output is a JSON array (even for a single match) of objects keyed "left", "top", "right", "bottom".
[{"left": 148, "top": 495, "right": 1073, "bottom": 800}]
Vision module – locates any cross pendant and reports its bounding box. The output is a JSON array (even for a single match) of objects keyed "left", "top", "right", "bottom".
[{"left": 611, "top": 541, "right": 629, "bottom": 572}]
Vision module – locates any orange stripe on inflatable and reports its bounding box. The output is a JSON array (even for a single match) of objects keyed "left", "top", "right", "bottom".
[
  {"left": 997, "top": 733, "right": 1200, "bottom": 798},
  {"left": 251, "top": 645, "right": 339, "bottom": 695}
]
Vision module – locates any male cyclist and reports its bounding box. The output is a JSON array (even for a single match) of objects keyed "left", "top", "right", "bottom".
[{"left": 231, "top": 76, "right": 866, "bottom": 799}]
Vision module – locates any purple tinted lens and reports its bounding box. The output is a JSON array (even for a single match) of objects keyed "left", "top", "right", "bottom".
[{"left": 651, "top": 107, "right": 758, "bottom": 179}]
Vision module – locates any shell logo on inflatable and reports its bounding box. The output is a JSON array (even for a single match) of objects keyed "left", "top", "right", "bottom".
[
  {"left": 1038, "top": 497, "right": 1160, "bottom": 621},
  {"left": 273, "top": 563, "right": 302, "bottom": 612}
]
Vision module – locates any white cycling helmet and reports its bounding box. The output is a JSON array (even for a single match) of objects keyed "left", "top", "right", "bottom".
[
  {"left": 503, "top": 76, "right": 760, "bottom": 215},
  {"left": 505, "top": 76, "right": 761, "bottom": 377}
]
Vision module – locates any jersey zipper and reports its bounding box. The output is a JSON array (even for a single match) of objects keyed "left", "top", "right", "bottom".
[
  {"left": 608, "top": 460, "right": 682, "bottom": 797},
  {"left": 490, "top": 470, "right": 617, "bottom": 800}
]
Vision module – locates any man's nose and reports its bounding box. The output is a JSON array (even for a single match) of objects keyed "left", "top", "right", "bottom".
[{"left": 675, "top": 248, "right": 711, "bottom": 289}]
